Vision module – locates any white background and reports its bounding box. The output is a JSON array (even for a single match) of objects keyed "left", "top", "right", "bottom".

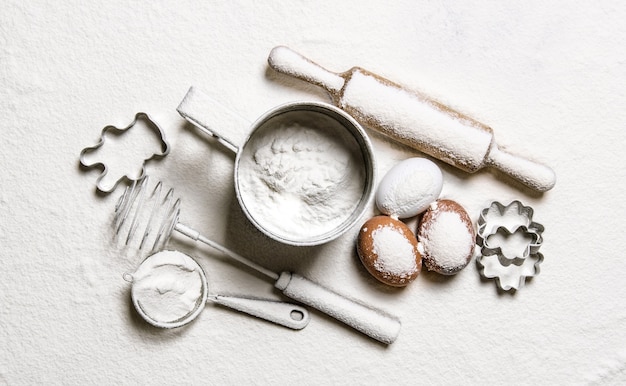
[{"left": 2, "top": 1, "right": 625, "bottom": 384}]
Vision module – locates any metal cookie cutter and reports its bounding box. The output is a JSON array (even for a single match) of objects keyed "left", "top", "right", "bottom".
[
  {"left": 79, "top": 112, "right": 170, "bottom": 193},
  {"left": 476, "top": 200, "right": 545, "bottom": 291},
  {"left": 477, "top": 251, "right": 544, "bottom": 292}
]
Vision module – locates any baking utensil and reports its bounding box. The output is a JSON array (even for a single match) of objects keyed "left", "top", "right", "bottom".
[
  {"left": 477, "top": 252, "right": 544, "bottom": 292},
  {"left": 124, "top": 249, "right": 309, "bottom": 329},
  {"left": 475, "top": 200, "right": 545, "bottom": 291},
  {"left": 267, "top": 46, "right": 556, "bottom": 192},
  {"left": 79, "top": 112, "right": 170, "bottom": 193},
  {"left": 176, "top": 86, "right": 376, "bottom": 246},
  {"left": 115, "top": 175, "right": 401, "bottom": 344},
  {"left": 477, "top": 200, "right": 544, "bottom": 260}
]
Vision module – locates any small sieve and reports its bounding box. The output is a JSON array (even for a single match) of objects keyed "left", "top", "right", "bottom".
[
  {"left": 124, "top": 250, "right": 310, "bottom": 329},
  {"left": 177, "top": 87, "right": 376, "bottom": 246}
]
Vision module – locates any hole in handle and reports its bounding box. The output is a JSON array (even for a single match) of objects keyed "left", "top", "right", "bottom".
[{"left": 290, "top": 310, "right": 305, "bottom": 321}]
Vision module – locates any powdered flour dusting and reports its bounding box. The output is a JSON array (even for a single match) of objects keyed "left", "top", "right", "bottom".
[
  {"left": 372, "top": 225, "right": 418, "bottom": 278},
  {"left": 419, "top": 209, "right": 473, "bottom": 271},
  {"left": 341, "top": 70, "right": 493, "bottom": 171}
]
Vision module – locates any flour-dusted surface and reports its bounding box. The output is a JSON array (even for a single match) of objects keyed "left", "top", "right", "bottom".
[{"left": 2, "top": 1, "right": 626, "bottom": 384}]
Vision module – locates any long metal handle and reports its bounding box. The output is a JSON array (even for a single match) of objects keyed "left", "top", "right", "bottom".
[{"left": 174, "top": 222, "right": 279, "bottom": 280}]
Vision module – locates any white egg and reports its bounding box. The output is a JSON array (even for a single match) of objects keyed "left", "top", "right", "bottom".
[{"left": 375, "top": 158, "right": 443, "bottom": 219}]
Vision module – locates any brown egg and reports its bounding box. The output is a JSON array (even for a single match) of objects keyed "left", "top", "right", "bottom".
[
  {"left": 357, "top": 216, "right": 421, "bottom": 287},
  {"left": 417, "top": 199, "right": 476, "bottom": 275}
]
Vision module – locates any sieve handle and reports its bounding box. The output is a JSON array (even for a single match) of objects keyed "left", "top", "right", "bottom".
[
  {"left": 275, "top": 272, "right": 401, "bottom": 344},
  {"left": 211, "top": 295, "right": 310, "bottom": 330}
]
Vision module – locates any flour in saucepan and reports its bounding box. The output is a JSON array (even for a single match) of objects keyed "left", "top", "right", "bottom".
[{"left": 238, "top": 115, "right": 365, "bottom": 241}]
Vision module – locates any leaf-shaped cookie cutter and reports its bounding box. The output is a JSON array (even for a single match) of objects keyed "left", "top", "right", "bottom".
[{"left": 79, "top": 112, "right": 170, "bottom": 193}]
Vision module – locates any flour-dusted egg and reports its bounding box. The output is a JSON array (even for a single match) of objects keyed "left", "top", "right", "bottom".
[
  {"left": 375, "top": 158, "right": 443, "bottom": 219},
  {"left": 357, "top": 216, "right": 421, "bottom": 287},
  {"left": 417, "top": 199, "right": 476, "bottom": 275}
]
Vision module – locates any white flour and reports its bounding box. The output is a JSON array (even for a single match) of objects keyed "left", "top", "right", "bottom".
[
  {"left": 131, "top": 251, "right": 204, "bottom": 324},
  {"left": 371, "top": 225, "right": 418, "bottom": 278},
  {"left": 238, "top": 113, "right": 365, "bottom": 241},
  {"left": 341, "top": 70, "right": 493, "bottom": 171},
  {"left": 419, "top": 208, "right": 473, "bottom": 271},
  {"left": 269, "top": 46, "right": 345, "bottom": 93}
]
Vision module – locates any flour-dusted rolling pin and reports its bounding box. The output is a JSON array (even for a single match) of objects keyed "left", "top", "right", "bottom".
[{"left": 268, "top": 46, "right": 556, "bottom": 192}]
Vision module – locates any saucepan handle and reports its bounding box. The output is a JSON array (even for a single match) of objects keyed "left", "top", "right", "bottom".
[{"left": 176, "top": 86, "right": 248, "bottom": 154}]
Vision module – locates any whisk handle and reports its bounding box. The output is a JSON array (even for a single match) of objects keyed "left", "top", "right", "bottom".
[{"left": 275, "top": 272, "right": 401, "bottom": 344}]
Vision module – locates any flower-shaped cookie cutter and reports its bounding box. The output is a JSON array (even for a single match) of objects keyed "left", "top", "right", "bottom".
[
  {"left": 477, "top": 252, "right": 544, "bottom": 291},
  {"left": 475, "top": 200, "right": 544, "bottom": 291}
]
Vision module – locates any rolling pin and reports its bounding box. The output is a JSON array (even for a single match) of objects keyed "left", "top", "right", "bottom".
[{"left": 268, "top": 46, "right": 556, "bottom": 192}]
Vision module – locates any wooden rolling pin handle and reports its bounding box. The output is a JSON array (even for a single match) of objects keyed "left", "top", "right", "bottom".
[
  {"left": 486, "top": 145, "right": 556, "bottom": 192},
  {"left": 268, "top": 46, "right": 345, "bottom": 95}
]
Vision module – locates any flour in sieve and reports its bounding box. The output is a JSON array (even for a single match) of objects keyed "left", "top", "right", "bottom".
[
  {"left": 238, "top": 118, "right": 365, "bottom": 241},
  {"left": 131, "top": 251, "right": 204, "bottom": 324}
]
